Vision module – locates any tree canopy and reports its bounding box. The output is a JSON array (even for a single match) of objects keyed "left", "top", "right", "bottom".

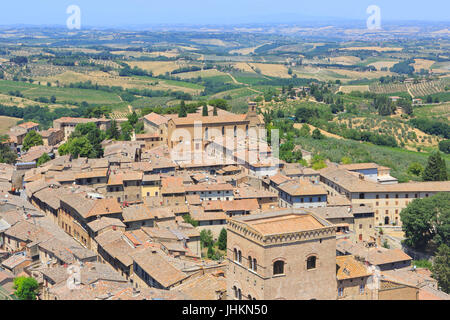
[
  {"left": 217, "top": 228, "right": 227, "bottom": 251},
  {"left": 0, "top": 135, "right": 17, "bottom": 164},
  {"left": 36, "top": 153, "right": 51, "bottom": 166},
  {"left": 400, "top": 192, "right": 450, "bottom": 251},
  {"left": 22, "top": 131, "right": 43, "bottom": 152},
  {"left": 13, "top": 276, "right": 39, "bottom": 300},
  {"left": 432, "top": 244, "right": 450, "bottom": 294},
  {"left": 422, "top": 151, "right": 448, "bottom": 181}
]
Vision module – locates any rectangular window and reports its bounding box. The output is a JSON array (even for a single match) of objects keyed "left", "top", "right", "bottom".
[
  {"left": 338, "top": 288, "right": 343, "bottom": 297},
  {"left": 359, "top": 284, "right": 365, "bottom": 294}
]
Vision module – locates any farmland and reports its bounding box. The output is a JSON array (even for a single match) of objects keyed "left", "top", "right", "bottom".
[
  {"left": 0, "top": 116, "right": 21, "bottom": 134},
  {"left": 0, "top": 25, "right": 448, "bottom": 169}
]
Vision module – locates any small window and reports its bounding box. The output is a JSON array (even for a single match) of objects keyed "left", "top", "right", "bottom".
[
  {"left": 273, "top": 260, "right": 284, "bottom": 275},
  {"left": 359, "top": 284, "right": 365, "bottom": 294},
  {"left": 338, "top": 287, "right": 343, "bottom": 297},
  {"left": 306, "top": 256, "right": 316, "bottom": 270}
]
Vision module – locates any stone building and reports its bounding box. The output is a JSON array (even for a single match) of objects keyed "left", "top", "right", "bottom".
[{"left": 226, "top": 208, "right": 337, "bottom": 300}]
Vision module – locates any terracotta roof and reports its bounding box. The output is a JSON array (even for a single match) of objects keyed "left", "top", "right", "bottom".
[
  {"left": 171, "top": 114, "right": 248, "bottom": 126},
  {"left": 269, "top": 173, "right": 291, "bottom": 185},
  {"left": 1, "top": 254, "right": 31, "bottom": 269},
  {"left": 75, "top": 169, "right": 108, "bottom": 180},
  {"left": 221, "top": 199, "right": 259, "bottom": 212},
  {"left": 367, "top": 248, "right": 412, "bottom": 266},
  {"left": 232, "top": 210, "right": 331, "bottom": 236},
  {"left": 320, "top": 168, "right": 450, "bottom": 193},
  {"left": 308, "top": 207, "right": 354, "bottom": 220},
  {"left": 18, "top": 121, "right": 39, "bottom": 129},
  {"left": 278, "top": 180, "right": 327, "bottom": 196},
  {"left": 191, "top": 211, "right": 228, "bottom": 222},
  {"left": 174, "top": 273, "right": 226, "bottom": 300},
  {"left": 185, "top": 183, "right": 234, "bottom": 192},
  {"left": 132, "top": 248, "right": 187, "bottom": 288},
  {"left": 336, "top": 255, "right": 371, "bottom": 280},
  {"left": 234, "top": 185, "right": 278, "bottom": 199},
  {"left": 340, "top": 163, "right": 379, "bottom": 171},
  {"left": 87, "top": 217, "right": 125, "bottom": 233},
  {"left": 144, "top": 112, "right": 169, "bottom": 126}
]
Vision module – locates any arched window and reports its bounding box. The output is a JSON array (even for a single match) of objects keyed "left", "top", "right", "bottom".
[
  {"left": 222, "top": 126, "right": 225, "bottom": 135},
  {"left": 205, "top": 127, "right": 209, "bottom": 140},
  {"left": 253, "top": 258, "right": 257, "bottom": 272},
  {"left": 233, "top": 286, "right": 238, "bottom": 299},
  {"left": 307, "top": 256, "right": 317, "bottom": 270},
  {"left": 248, "top": 256, "right": 252, "bottom": 269},
  {"left": 238, "top": 288, "right": 242, "bottom": 300},
  {"left": 234, "top": 125, "right": 237, "bottom": 137},
  {"left": 238, "top": 250, "right": 242, "bottom": 263},
  {"left": 273, "top": 260, "right": 284, "bottom": 275},
  {"left": 233, "top": 249, "right": 238, "bottom": 262}
]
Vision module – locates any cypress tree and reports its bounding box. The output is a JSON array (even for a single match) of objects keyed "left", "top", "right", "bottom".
[{"left": 423, "top": 151, "right": 448, "bottom": 181}]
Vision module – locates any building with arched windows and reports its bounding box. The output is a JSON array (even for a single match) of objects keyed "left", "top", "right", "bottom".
[{"left": 226, "top": 208, "right": 337, "bottom": 300}]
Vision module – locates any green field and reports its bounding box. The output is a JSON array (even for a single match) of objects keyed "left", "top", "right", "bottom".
[
  {"left": 0, "top": 80, "right": 122, "bottom": 105},
  {"left": 295, "top": 135, "right": 450, "bottom": 182}
]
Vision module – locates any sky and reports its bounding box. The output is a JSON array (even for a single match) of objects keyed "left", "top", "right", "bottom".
[{"left": 0, "top": 0, "right": 448, "bottom": 27}]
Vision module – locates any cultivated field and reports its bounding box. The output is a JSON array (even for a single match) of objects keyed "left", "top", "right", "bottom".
[
  {"left": 329, "top": 56, "right": 361, "bottom": 65},
  {"left": 37, "top": 71, "right": 202, "bottom": 94},
  {"left": 248, "top": 63, "right": 291, "bottom": 78},
  {"left": 0, "top": 116, "right": 21, "bottom": 134},
  {"left": 175, "top": 69, "right": 228, "bottom": 79},
  {"left": 413, "top": 59, "right": 435, "bottom": 72},
  {"left": 339, "top": 85, "right": 370, "bottom": 93},
  {"left": 125, "top": 61, "right": 186, "bottom": 75},
  {"left": 368, "top": 60, "right": 399, "bottom": 71},
  {"left": 340, "top": 46, "right": 403, "bottom": 52},
  {"left": 336, "top": 116, "right": 441, "bottom": 149}
]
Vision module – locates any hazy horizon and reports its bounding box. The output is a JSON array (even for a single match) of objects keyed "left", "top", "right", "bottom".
[{"left": 0, "top": 0, "right": 448, "bottom": 28}]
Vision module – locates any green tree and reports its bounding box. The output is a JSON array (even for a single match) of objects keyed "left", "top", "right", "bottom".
[
  {"left": 58, "top": 136, "right": 94, "bottom": 159},
  {"left": 120, "top": 122, "right": 133, "bottom": 141},
  {"left": 341, "top": 157, "right": 352, "bottom": 165},
  {"left": 106, "top": 120, "right": 120, "bottom": 140},
  {"left": 200, "top": 229, "right": 214, "bottom": 248},
  {"left": 208, "top": 99, "right": 228, "bottom": 111},
  {"left": 13, "top": 276, "right": 39, "bottom": 300},
  {"left": 71, "top": 123, "right": 104, "bottom": 158},
  {"left": 400, "top": 192, "right": 450, "bottom": 251},
  {"left": 439, "top": 140, "right": 450, "bottom": 154},
  {"left": 178, "top": 100, "right": 187, "bottom": 118},
  {"left": 182, "top": 214, "right": 199, "bottom": 227},
  {"left": 135, "top": 121, "right": 145, "bottom": 134},
  {"left": 312, "top": 128, "right": 324, "bottom": 140},
  {"left": 311, "top": 155, "right": 327, "bottom": 170},
  {"left": 422, "top": 151, "right": 448, "bottom": 181},
  {"left": 127, "top": 111, "right": 139, "bottom": 126},
  {"left": 299, "top": 124, "right": 310, "bottom": 137},
  {"left": 36, "top": 153, "right": 51, "bottom": 166},
  {"left": 202, "top": 104, "right": 208, "bottom": 116},
  {"left": 207, "top": 245, "right": 215, "bottom": 259},
  {"left": 217, "top": 228, "right": 227, "bottom": 250},
  {"left": 213, "top": 106, "right": 218, "bottom": 116},
  {"left": 407, "top": 162, "right": 424, "bottom": 176},
  {"left": 431, "top": 244, "right": 450, "bottom": 293},
  {"left": 22, "top": 131, "right": 43, "bottom": 152},
  {"left": 0, "top": 135, "right": 17, "bottom": 164}
]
